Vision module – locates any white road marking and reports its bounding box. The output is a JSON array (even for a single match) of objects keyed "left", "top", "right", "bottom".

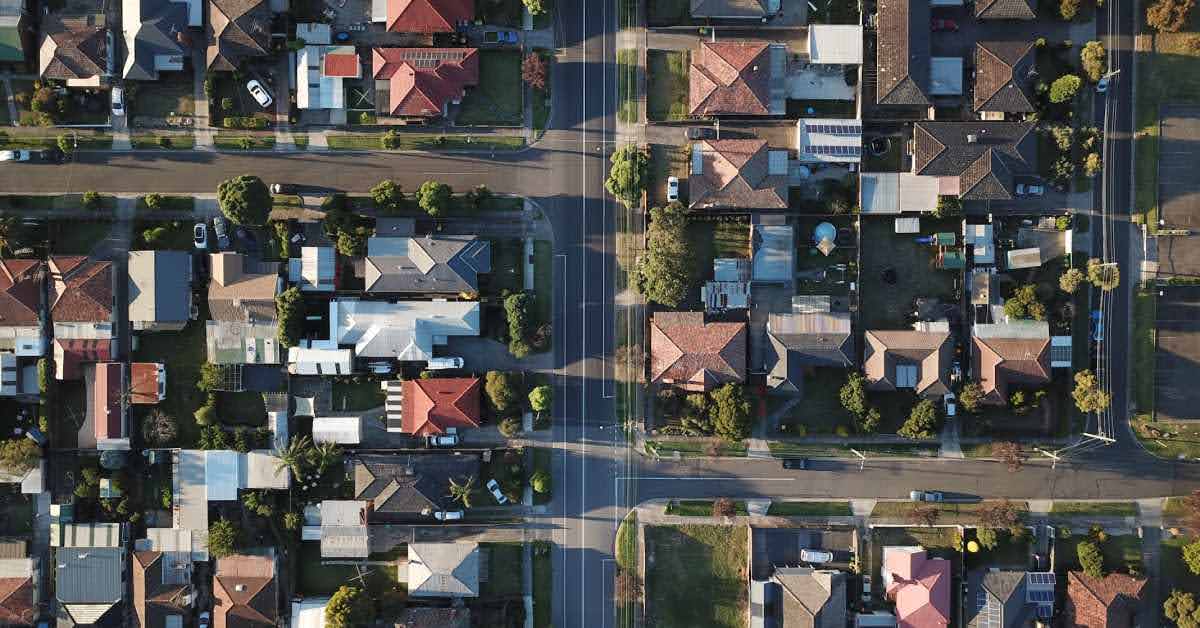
[{"left": 615, "top": 476, "right": 799, "bottom": 481}]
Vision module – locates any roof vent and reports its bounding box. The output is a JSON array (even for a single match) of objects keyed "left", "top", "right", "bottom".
[
  {"left": 966, "top": 134, "right": 978, "bottom": 143},
  {"left": 235, "top": 584, "right": 247, "bottom": 592}
]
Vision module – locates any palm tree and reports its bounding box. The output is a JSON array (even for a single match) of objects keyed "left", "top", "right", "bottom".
[
  {"left": 448, "top": 475, "right": 477, "bottom": 509},
  {"left": 309, "top": 441, "right": 342, "bottom": 475},
  {"left": 275, "top": 435, "right": 312, "bottom": 479}
]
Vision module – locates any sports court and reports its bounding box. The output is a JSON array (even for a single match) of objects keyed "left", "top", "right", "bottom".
[{"left": 1155, "top": 285, "right": 1200, "bottom": 421}]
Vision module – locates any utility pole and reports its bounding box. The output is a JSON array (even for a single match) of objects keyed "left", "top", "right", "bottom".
[
  {"left": 850, "top": 448, "right": 866, "bottom": 472},
  {"left": 1036, "top": 448, "right": 1062, "bottom": 470}
]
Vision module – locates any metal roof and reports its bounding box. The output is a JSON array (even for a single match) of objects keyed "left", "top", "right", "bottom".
[
  {"left": 860, "top": 173, "right": 940, "bottom": 214},
  {"left": 205, "top": 451, "right": 240, "bottom": 500},
  {"left": 752, "top": 225, "right": 794, "bottom": 283},
  {"left": 312, "top": 416, "right": 362, "bottom": 444},
  {"left": 807, "top": 25, "right": 864, "bottom": 64}
]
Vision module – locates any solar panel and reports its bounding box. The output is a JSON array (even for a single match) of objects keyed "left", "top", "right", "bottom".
[
  {"left": 1037, "top": 606, "right": 1053, "bottom": 619},
  {"left": 1028, "top": 590, "right": 1054, "bottom": 603},
  {"left": 1027, "top": 572, "right": 1056, "bottom": 586},
  {"left": 804, "top": 122, "right": 862, "bottom": 136}
]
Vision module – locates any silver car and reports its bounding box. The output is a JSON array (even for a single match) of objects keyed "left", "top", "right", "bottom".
[
  {"left": 246, "top": 80, "right": 273, "bottom": 108},
  {"left": 486, "top": 478, "right": 509, "bottom": 504}
]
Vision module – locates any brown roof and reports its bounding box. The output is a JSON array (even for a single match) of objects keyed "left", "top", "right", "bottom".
[
  {"left": 39, "top": 16, "right": 107, "bottom": 80},
  {"left": 975, "top": 0, "right": 1036, "bottom": 19},
  {"left": 93, "top": 362, "right": 123, "bottom": 441},
  {"left": 863, "top": 329, "right": 953, "bottom": 397},
  {"left": 401, "top": 377, "right": 482, "bottom": 437},
  {"left": 1066, "top": 571, "right": 1146, "bottom": 628},
  {"left": 206, "top": 0, "right": 270, "bottom": 71},
  {"left": 130, "top": 362, "right": 164, "bottom": 405},
  {"left": 208, "top": 254, "right": 279, "bottom": 323},
  {"left": 48, "top": 256, "right": 111, "bottom": 323},
  {"left": 53, "top": 338, "right": 111, "bottom": 380},
  {"left": 0, "top": 575, "right": 33, "bottom": 626},
  {"left": 689, "top": 139, "right": 788, "bottom": 210},
  {"left": 133, "top": 551, "right": 190, "bottom": 628},
  {"left": 913, "top": 122, "right": 1036, "bottom": 200},
  {"left": 396, "top": 607, "right": 471, "bottom": 628},
  {"left": 876, "top": 0, "right": 930, "bottom": 105},
  {"left": 972, "top": 335, "right": 1050, "bottom": 404},
  {"left": 0, "top": 260, "right": 42, "bottom": 327},
  {"left": 213, "top": 555, "right": 276, "bottom": 628},
  {"left": 386, "top": 0, "right": 473, "bottom": 32},
  {"left": 689, "top": 41, "right": 772, "bottom": 116},
  {"left": 973, "top": 41, "right": 1036, "bottom": 113},
  {"left": 650, "top": 312, "right": 747, "bottom": 391}
]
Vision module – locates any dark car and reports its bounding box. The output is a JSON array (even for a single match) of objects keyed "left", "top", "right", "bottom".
[
  {"left": 931, "top": 17, "right": 958, "bottom": 30},
  {"left": 781, "top": 458, "right": 808, "bottom": 470},
  {"left": 685, "top": 126, "right": 717, "bottom": 140}
]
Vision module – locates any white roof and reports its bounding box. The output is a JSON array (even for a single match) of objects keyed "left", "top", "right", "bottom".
[
  {"left": 312, "top": 416, "right": 362, "bottom": 444},
  {"left": 205, "top": 451, "right": 240, "bottom": 500},
  {"left": 288, "top": 341, "right": 353, "bottom": 375},
  {"left": 895, "top": 217, "right": 921, "bottom": 233},
  {"left": 289, "top": 246, "right": 336, "bottom": 291},
  {"left": 268, "top": 410, "right": 289, "bottom": 452},
  {"left": 796, "top": 119, "right": 862, "bottom": 164},
  {"left": 752, "top": 225, "right": 794, "bottom": 283},
  {"left": 1006, "top": 247, "right": 1043, "bottom": 269},
  {"left": 291, "top": 598, "right": 330, "bottom": 628},
  {"left": 296, "top": 47, "right": 345, "bottom": 110},
  {"left": 245, "top": 450, "right": 290, "bottom": 490},
  {"left": 174, "top": 450, "right": 209, "bottom": 539},
  {"left": 51, "top": 523, "right": 121, "bottom": 548},
  {"left": 930, "top": 57, "right": 964, "bottom": 95},
  {"left": 142, "top": 528, "right": 208, "bottom": 561},
  {"left": 331, "top": 299, "right": 480, "bottom": 360},
  {"left": 807, "top": 25, "right": 864, "bottom": 64},
  {"left": 860, "top": 173, "right": 940, "bottom": 214},
  {"left": 320, "top": 501, "right": 369, "bottom": 527},
  {"left": 408, "top": 542, "right": 480, "bottom": 598}
]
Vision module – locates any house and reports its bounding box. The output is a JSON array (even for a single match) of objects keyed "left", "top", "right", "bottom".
[
  {"left": 0, "top": 554, "right": 36, "bottom": 627},
  {"left": 396, "top": 608, "right": 471, "bottom": 628},
  {"left": 206, "top": 322, "right": 281, "bottom": 364},
  {"left": 55, "top": 546, "right": 124, "bottom": 626},
  {"left": 796, "top": 119, "right": 863, "bottom": 164},
  {"left": 365, "top": 234, "right": 491, "bottom": 294},
  {"left": 39, "top": 16, "right": 110, "bottom": 87},
  {"left": 208, "top": 253, "right": 281, "bottom": 323},
  {"left": 974, "top": 42, "right": 1036, "bottom": 117},
  {"left": 1065, "top": 571, "right": 1146, "bottom": 628},
  {"left": 882, "top": 548, "right": 951, "bottom": 628},
  {"left": 702, "top": 258, "right": 751, "bottom": 312},
  {"left": 132, "top": 550, "right": 194, "bottom": 628},
  {"left": 290, "top": 598, "right": 329, "bottom": 628},
  {"left": 975, "top": 0, "right": 1036, "bottom": 19},
  {"left": 650, "top": 312, "right": 746, "bottom": 392},
  {"left": 752, "top": 567, "right": 847, "bottom": 628},
  {"left": 302, "top": 500, "right": 369, "bottom": 558},
  {"left": 128, "top": 251, "right": 192, "bottom": 332},
  {"left": 130, "top": 362, "right": 167, "bottom": 405},
  {"left": 965, "top": 570, "right": 1056, "bottom": 628},
  {"left": 288, "top": 246, "right": 336, "bottom": 292},
  {"left": 212, "top": 554, "right": 277, "bottom": 628},
  {"left": 204, "top": 450, "right": 290, "bottom": 498},
  {"left": 752, "top": 224, "right": 794, "bottom": 284},
  {"left": 205, "top": 0, "right": 269, "bottom": 71},
  {"left": 93, "top": 362, "right": 129, "bottom": 450},
  {"left": 121, "top": 0, "right": 193, "bottom": 80},
  {"left": 859, "top": 173, "right": 940, "bottom": 214},
  {"left": 912, "top": 122, "right": 1037, "bottom": 200},
  {"left": 875, "top": 0, "right": 930, "bottom": 105},
  {"left": 765, "top": 309, "right": 854, "bottom": 395},
  {"left": 54, "top": 339, "right": 110, "bottom": 380},
  {"left": 863, "top": 324, "right": 954, "bottom": 398},
  {"left": 690, "top": 41, "right": 782, "bottom": 116},
  {"left": 689, "top": 139, "right": 788, "bottom": 210},
  {"left": 352, "top": 453, "right": 481, "bottom": 520},
  {"left": 49, "top": 256, "right": 112, "bottom": 326},
  {"left": 407, "top": 542, "right": 480, "bottom": 598},
  {"left": 972, "top": 321, "right": 1052, "bottom": 404},
  {"left": 312, "top": 416, "right": 362, "bottom": 444},
  {"left": 297, "top": 46, "right": 359, "bottom": 111},
  {"left": 691, "top": 0, "right": 781, "bottom": 19},
  {"left": 380, "top": 0, "right": 472, "bottom": 33},
  {"left": 0, "top": 259, "right": 43, "bottom": 346},
  {"left": 330, "top": 299, "right": 479, "bottom": 361},
  {"left": 373, "top": 47, "right": 479, "bottom": 119},
  {"left": 387, "top": 377, "right": 481, "bottom": 435},
  {"left": 0, "top": 0, "right": 28, "bottom": 66}
]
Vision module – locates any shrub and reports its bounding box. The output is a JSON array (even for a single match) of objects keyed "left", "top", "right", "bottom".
[
  {"left": 81, "top": 191, "right": 101, "bottom": 211},
  {"left": 208, "top": 519, "right": 239, "bottom": 559},
  {"left": 381, "top": 130, "right": 401, "bottom": 150},
  {"left": 499, "top": 417, "right": 522, "bottom": 438},
  {"left": 1084, "top": 152, "right": 1102, "bottom": 177},
  {"left": 1004, "top": 284, "right": 1047, "bottom": 321},
  {"left": 711, "top": 383, "right": 751, "bottom": 442},
  {"left": 194, "top": 404, "right": 216, "bottom": 426},
  {"left": 1087, "top": 257, "right": 1120, "bottom": 290},
  {"left": 1077, "top": 539, "right": 1104, "bottom": 577},
  {"left": 839, "top": 372, "right": 868, "bottom": 416},
  {"left": 1050, "top": 75, "right": 1083, "bottom": 103},
  {"left": 142, "top": 409, "right": 178, "bottom": 447},
  {"left": 1051, "top": 125, "right": 1074, "bottom": 152},
  {"left": 857, "top": 407, "right": 882, "bottom": 434},
  {"left": 1165, "top": 590, "right": 1200, "bottom": 628},
  {"left": 325, "top": 586, "right": 373, "bottom": 628},
  {"left": 220, "top": 97, "right": 233, "bottom": 111},
  {"left": 1053, "top": 156, "right": 1077, "bottom": 183},
  {"left": 1060, "top": 267, "right": 1086, "bottom": 293},
  {"left": 529, "top": 385, "right": 553, "bottom": 413},
  {"left": 1184, "top": 539, "right": 1200, "bottom": 575},
  {"left": 1060, "top": 0, "right": 1081, "bottom": 18},
  {"left": 522, "top": 52, "right": 548, "bottom": 90},
  {"left": 1081, "top": 41, "right": 1107, "bottom": 82},
  {"left": 898, "top": 400, "right": 940, "bottom": 439},
  {"left": 959, "top": 381, "right": 984, "bottom": 413},
  {"left": 933, "top": 195, "right": 962, "bottom": 218},
  {"left": 530, "top": 469, "right": 552, "bottom": 494},
  {"left": 0, "top": 439, "right": 40, "bottom": 474}
]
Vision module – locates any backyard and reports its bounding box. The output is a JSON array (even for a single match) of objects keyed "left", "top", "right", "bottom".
[
  {"left": 133, "top": 316, "right": 208, "bottom": 447},
  {"left": 297, "top": 542, "right": 401, "bottom": 597},
  {"left": 859, "top": 216, "right": 961, "bottom": 329},
  {"left": 456, "top": 51, "right": 523, "bottom": 126},
  {"left": 645, "top": 525, "right": 747, "bottom": 628},
  {"left": 1054, "top": 533, "right": 1143, "bottom": 574},
  {"left": 332, "top": 378, "right": 386, "bottom": 412},
  {"left": 480, "top": 542, "right": 525, "bottom": 599},
  {"left": 646, "top": 50, "right": 689, "bottom": 122}
]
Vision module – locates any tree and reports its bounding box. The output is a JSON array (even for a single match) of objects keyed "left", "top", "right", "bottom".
[
  {"left": 898, "top": 400, "right": 940, "bottom": 439},
  {"left": 635, "top": 203, "right": 693, "bottom": 307},
  {"left": 57, "top": 134, "right": 71, "bottom": 155},
  {"left": 369, "top": 179, "right": 404, "bottom": 212},
  {"left": 529, "top": 385, "right": 553, "bottom": 413},
  {"left": 1073, "top": 369, "right": 1112, "bottom": 413},
  {"left": 1087, "top": 257, "right": 1120, "bottom": 290},
  {"left": 605, "top": 145, "right": 648, "bottom": 208},
  {"left": 0, "top": 439, "right": 39, "bottom": 474},
  {"left": 466, "top": 184, "right": 493, "bottom": 210},
  {"left": 197, "top": 362, "right": 222, "bottom": 393},
  {"left": 498, "top": 417, "right": 522, "bottom": 438},
  {"left": 275, "top": 287, "right": 304, "bottom": 348},
  {"left": 710, "top": 383, "right": 751, "bottom": 442},
  {"left": 523, "top": 0, "right": 546, "bottom": 13},
  {"left": 1060, "top": 0, "right": 1081, "bottom": 19},
  {"left": 1147, "top": 0, "right": 1196, "bottom": 31},
  {"left": 1004, "top": 284, "right": 1047, "bottom": 321},
  {"left": 1183, "top": 539, "right": 1200, "bottom": 575},
  {"left": 857, "top": 407, "right": 882, "bottom": 434},
  {"left": 208, "top": 519, "right": 239, "bottom": 559},
  {"left": 504, "top": 292, "right": 533, "bottom": 356},
  {"left": 713, "top": 497, "right": 736, "bottom": 517},
  {"left": 976, "top": 527, "right": 1000, "bottom": 550},
  {"left": 336, "top": 227, "right": 370, "bottom": 257},
  {"left": 530, "top": 469, "right": 552, "bottom": 494},
  {"left": 933, "top": 195, "right": 962, "bottom": 218},
  {"left": 1084, "top": 152, "right": 1103, "bottom": 177},
  {"left": 82, "top": 191, "right": 101, "bottom": 210},
  {"left": 840, "top": 372, "right": 868, "bottom": 416},
  {"left": 283, "top": 512, "right": 302, "bottom": 530},
  {"left": 275, "top": 435, "right": 312, "bottom": 479},
  {"left": 959, "top": 381, "right": 984, "bottom": 413},
  {"left": 1060, "top": 267, "right": 1086, "bottom": 293},
  {"left": 1050, "top": 75, "right": 1083, "bottom": 103},
  {"left": 143, "top": 193, "right": 164, "bottom": 210},
  {"left": 142, "top": 409, "right": 178, "bottom": 447},
  {"left": 243, "top": 490, "right": 272, "bottom": 516},
  {"left": 994, "top": 441, "right": 1024, "bottom": 472},
  {"left": 1081, "top": 41, "right": 1107, "bottom": 81},
  {"left": 216, "top": 175, "right": 271, "bottom": 226},
  {"left": 522, "top": 52, "right": 547, "bottom": 90},
  {"left": 979, "top": 500, "right": 1024, "bottom": 535},
  {"left": 1053, "top": 156, "right": 1077, "bottom": 183},
  {"left": 325, "top": 586, "right": 373, "bottom": 628},
  {"left": 1166, "top": 590, "right": 1200, "bottom": 628},
  {"left": 417, "top": 180, "right": 452, "bottom": 217},
  {"left": 910, "top": 504, "right": 941, "bottom": 527},
  {"left": 449, "top": 475, "right": 477, "bottom": 508},
  {"left": 485, "top": 371, "right": 517, "bottom": 413},
  {"left": 309, "top": 441, "right": 342, "bottom": 476},
  {"left": 194, "top": 404, "right": 216, "bottom": 426},
  {"left": 1051, "top": 125, "right": 1075, "bottom": 152},
  {"left": 1077, "top": 539, "right": 1105, "bottom": 578}
]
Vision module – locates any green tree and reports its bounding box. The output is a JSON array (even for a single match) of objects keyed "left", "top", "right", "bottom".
[
  {"left": 142, "top": 409, "right": 178, "bottom": 447},
  {"left": 449, "top": 475, "right": 477, "bottom": 508},
  {"left": 1166, "top": 590, "right": 1200, "bottom": 628},
  {"left": 1003, "top": 284, "right": 1046, "bottom": 321},
  {"left": 1050, "top": 74, "right": 1083, "bottom": 103},
  {"left": 898, "top": 400, "right": 940, "bottom": 439},
  {"left": 194, "top": 404, "right": 216, "bottom": 426},
  {"left": 81, "top": 191, "right": 101, "bottom": 211},
  {"left": 1072, "top": 369, "right": 1111, "bottom": 413},
  {"left": 857, "top": 407, "right": 882, "bottom": 434},
  {"left": 976, "top": 527, "right": 1000, "bottom": 550},
  {"left": 1060, "top": 0, "right": 1081, "bottom": 19},
  {"left": 1183, "top": 539, "right": 1200, "bottom": 575},
  {"left": 530, "top": 469, "right": 552, "bottom": 494},
  {"left": 56, "top": 134, "right": 71, "bottom": 155},
  {"left": 0, "top": 439, "right": 39, "bottom": 474},
  {"left": 417, "top": 180, "right": 452, "bottom": 217},
  {"left": 498, "top": 417, "right": 522, "bottom": 438},
  {"left": 485, "top": 371, "right": 517, "bottom": 413},
  {"left": 504, "top": 292, "right": 533, "bottom": 357},
  {"left": 605, "top": 145, "right": 649, "bottom": 208},
  {"left": 1060, "top": 267, "right": 1086, "bottom": 293},
  {"left": 529, "top": 385, "right": 553, "bottom": 413},
  {"left": 1081, "top": 41, "right": 1107, "bottom": 81},
  {"left": 933, "top": 195, "right": 962, "bottom": 218},
  {"left": 1087, "top": 257, "right": 1120, "bottom": 290},
  {"left": 635, "top": 203, "right": 694, "bottom": 307},
  {"left": 711, "top": 383, "right": 751, "bottom": 442},
  {"left": 959, "top": 381, "right": 984, "bottom": 413},
  {"left": 1084, "top": 152, "right": 1103, "bottom": 177},
  {"left": 144, "top": 193, "right": 164, "bottom": 210},
  {"left": 275, "top": 287, "right": 304, "bottom": 348},
  {"left": 309, "top": 441, "right": 342, "bottom": 476},
  {"left": 325, "top": 586, "right": 373, "bottom": 628},
  {"left": 336, "top": 227, "right": 370, "bottom": 257},
  {"left": 1051, "top": 125, "right": 1074, "bottom": 152},
  {"left": 1077, "top": 539, "right": 1104, "bottom": 578},
  {"left": 839, "top": 372, "right": 868, "bottom": 416},
  {"left": 1147, "top": 0, "right": 1196, "bottom": 32},
  {"left": 370, "top": 179, "right": 404, "bottom": 211},
  {"left": 523, "top": 0, "right": 546, "bottom": 13},
  {"left": 216, "top": 175, "right": 271, "bottom": 226},
  {"left": 208, "top": 518, "right": 239, "bottom": 559},
  {"left": 197, "top": 362, "right": 221, "bottom": 392},
  {"left": 283, "top": 512, "right": 302, "bottom": 530},
  {"left": 274, "top": 435, "right": 312, "bottom": 479}
]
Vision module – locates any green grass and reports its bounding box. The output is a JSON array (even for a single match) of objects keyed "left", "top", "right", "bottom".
[
  {"left": 130, "top": 75, "right": 196, "bottom": 119},
  {"left": 332, "top": 378, "right": 385, "bottom": 411},
  {"left": 533, "top": 541, "right": 552, "bottom": 627},
  {"left": 1049, "top": 502, "right": 1138, "bottom": 517},
  {"left": 646, "top": 440, "right": 748, "bottom": 457},
  {"left": 485, "top": 237, "right": 524, "bottom": 296},
  {"left": 618, "top": 49, "right": 638, "bottom": 123},
  {"left": 863, "top": 135, "right": 903, "bottom": 172},
  {"left": 1132, "top": 289, "right": 1157, "bottom": 413},
  {"left": 1131, "top": 414, "right": 1200, "bottom": 459},
  {"left": 860, "top": 216, "right": 960, "bottom": 328},
  {"left": 131, "top": 134, "right": 196, "bottom": 150},
  {"left": 135, "top": 220, "right": 197, "bottom": 251},
  {"left": 1162, "top": 535, "right": 1200, "bottom": 596},
  {"left": 0, "top": 193, "right": 117, "bottom": 213},
  {"left": 297, "top": 542, "right": 400, "bottom": 596},
  {"left": 647, "top": 50, "right": 689, "bottom": 122},
  {"left": 326, "top": 133, "right": 525, "bottom": 151},
  {"left": 51, "top": 220, "right": 112, "bottom": 255},
  {"left": 809, "top": 0, "right": 860, "bottom": 23},
  {"left": 0, "top": 490, "right": 32, "bottom": 536},
  {"left": 214, "top": 134, "right": 276, "bottom": 150},
  {"left": 687, "top": 220, "right": 750, "bottom": 306},
  {"left": 771, "top": 369, "right": 856, "bottom": 436},
  {"left": 1055, "top": 534, "right": 1143, "bottom": 574},
  {"left": 964, "top": 528, "right": 1031, "bottom": 569},
  {"left": 0, "top": 131, "right": 112, "bottom": 150},
  {"left": 133, "top": 315, "right": 208, "bottom": 447},
  {"left": 480, "top": 543, "right": 524, "bottom": 599},
  {"left": 534, "top": 240, "right": 553, "bottom": 335},
  {"left": 616, "top": 512, "right": 638, "bottom": 571},
  {"left": 136, "top": 195, "right": 194, "bottom": 213},
  {"left": 216, "top": 391, "right": 267, "bottom": 425},
  {"left": 767, "top": 441, "right": 940, "bottom": 457},
  {"left": 766, "top": 501, "right": 852, "bottom": 517},
  {"left": 665, "top": 500, "right": 748, "bottom": 517},
  {"left": 645, "top": 525, "right": 747, "bottom": 628},
  {"left": 871, "top": 501, "right": 1030, "bottom": 524},
  {"left": 456, "top": 51, "right": 523, "bottom": 126}
]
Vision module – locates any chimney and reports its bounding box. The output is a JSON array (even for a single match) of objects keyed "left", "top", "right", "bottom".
[{"left": 966, "top": 134, "right": 978, "bottom": 144}]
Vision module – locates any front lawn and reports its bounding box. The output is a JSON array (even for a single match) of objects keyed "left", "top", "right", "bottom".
[
  {"left": 1132, "top": 288, "right": 1156, "bottom": 413},
  {"left": 766, "top": 501, "right": 852, "bottom": 517},
  {"left": 772, "top": 369, "right": 855, "bottom": 436},
  {"left": 647, "top": 50, "right": 689, "bottom": 122},
  {"left": 130, "top": 73, "right": 196, "bottom": 122},
  {"left": 332, "top": 378, "right": 385, "bottom": 412},
  {"left": 325, "top": 133, "right": 525, "bottom": 151},
  {"left": 665, "top": 500, "right": 748, "bottom": 517},
  {"left": 51, "top": 220, "right": 112, "bottom": 255},
  {"left": 532, "top": 541, "right": 552, "bottom": 627},
  {"left": 646, "top": 525, "right": 747, "bottom": 628},
  {"left": 859, "top": 216, "right": 960, "bottom": 329},
  {"left": 646, "top": 440, "right": 748, "bottom": 458},
  {"left": 214, "top": 134, "right": 275, "bottom": 150},
  {"left": 480, "top": 542, "right": 524, "bottom": 599},
  {"left": 870, "top": 501, "right": 1030, "bottom": 525},
  {"left": 1162, "top": 535, "right": 1200, "bottom": 597},
  {"left": 1049, "top": 502, "right": 1138, "bottom": 518},
  {"left": 1054, "top": 534, "right": 1142, "bottom": 574},
  {"left": 456, "top": 51, "right": 523, "bottom": 126},
  {"left": 617, "top": 49, "right": 638, "bottom": 123}
]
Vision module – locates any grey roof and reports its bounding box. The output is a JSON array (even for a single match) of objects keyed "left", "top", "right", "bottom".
[
  {"left": 876, "top": 0, "right": 931, "bottom": 105},
  {"left": 914, "top": 122, "right": 1036, "bottom": 200},
  {"left": 975, "top": 0, "right": 1036, "bottom": 19},
  {"left": 765, "top": 311, "right": 854, "bottom": 394},
  {"left": 966, "top": 570, "right": 1034, "bottom": 628},
  {"left": 407, "top": 543, "right": 480, "bottom": 598},
  {"left": 122, "top": 0, "right": 188, "bottom": 80},
  {"left": 690, "top": 0, "right": 771, "bottom": 17},
  {"left": 128, "top": 250, "right": 190, "bottom": 324},
  {"left": 364, "top": 236, "right": 491, "bottom": 294},
  {"left": 773, "top": 567, "right": 847, "bottom": 628},
  {"left": 0, "top": 0, "right": 22, "bottom": 18},
  {"left": 353, "top": 453, "right": 480, "bottom": 519},
  {"left": 56, "top": 547, "right": 123, "bottom": 605},
  {"left": 974, "top": 41, "right": 1036, "bottom": 113}
]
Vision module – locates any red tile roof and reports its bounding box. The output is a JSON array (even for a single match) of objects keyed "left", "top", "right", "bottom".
[
  {"left": 0, "top": 260, "right": 42, "bottom": 327},
  {"left": 386, "top": 0, "right": 473, "bottom": 32},
  {"left": 1066, "top": 571, "right": 1146, "bottom": 628},
  {"left": 48, "top": 256, "right": 112, "bottom": 323},
  {"left": 130, "top": 362, "right": 164, "bottom": 405},
  {"left": 0, "top": 575, "right": 34, "bottom": 626},
  {"left": 689, "top": 41, "right": 772, "bottom": 116},
  {"left": 884, "top": 550, "right": 951, "bottom": 628},
  {"left": 322, "top": 49, "right": 360, "bottom": 77},
  {"left": 972, "top": 335, "right": 1051, "bottom": 404},
  {"left": 93, "top": 362, "right": 123, "bottom": 441},
  {"left": 53, "top": 338, "right": 111, "bottom": 381},
  {"left": 650, "top": 312, "right": 747, "bottom": 392},
  {"left": 373, "top": 47, "right": 480, "bottom": 118},
  {"left": 401, "top": 377, "right": 482, "bottom": 437}
]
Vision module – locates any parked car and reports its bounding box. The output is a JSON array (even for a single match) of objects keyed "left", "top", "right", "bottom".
[
  {"left": 486, "top": 478, "right": 509, "bottom": 504},
  {"left": 1015, "top": 182, "right": 1045, "bottom": 196},
  {"left": 1096, "top": 76, "right": 1109, "bottom": 94},
  {"left": 1091, "top": 309, "right": 1104, "bottom": 342},
  {"left": 427, "top": 434, "right": 460, "bottom": 448},
  {"left": 667, "top": 176, "right": 680, "bottom": 202},
  {"left": 684, "top": 126, "right": 716, "bottom": 140},
  {"left": 193, "top": 223, "right": 208, "bottom": 250},
  {"left": 36, "top": 148, "right": 65, "bottom": 163},
  {"left": 434, "top": 510, "right": 464, "bottom": 521},
  {"left": 781, "top": 458, "right": 808, "bottom": 470},
  {"left": 861, "top": 575, "right": 872, "bottom": 603},
  {"left": 483, "top": 30, "right": 519, "bottom": 44},
  {"left": 0, "top": 150, "right": 30, "bottom": 162},
  {"left": 111, "top": 87, "right": 125, "bottom": 117},
  {"left": 270, "top": 183, "right": 295, "bottom": 194},
  {"left": 800, "top": 549, "right": 834, "bottom": 564},
  {"left": 246, "top": 80, "right": 273, "bottom": 108},
  {"left": 426, "top": 356, "right": 464, "bottom": 370},
  {"left": 931, "top": 17, "right": 958, "bottom": 30},
  {"left": 198, "top": 612, "right": 211, "bottom": 628},
  {"left": 367, "top": 361, "right": 394, "bottom": 375},
  {"left": 909, "top": 490, "right": 944, "bottom": 502},
  {"left": 212, "top": 216, "right": 231, "bottom": 249},
  {"left": 943, "top": 392, "right": 957, "bottom": 417}
]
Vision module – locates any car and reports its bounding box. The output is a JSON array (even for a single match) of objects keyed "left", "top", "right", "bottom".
[
  {"left": 1091, "top": 309, "right": 1104, "bottom": 342},
  {"left": 199, "top": 611, "right": 211, "bottom": 628},
  {"left": 212, "top": 216, "right": 231, "bottom": 250},
  {"left": 781, "top": 457, "right": 808, "bottom": 470},
  {"left": 486, "top": 478, "right": 509, "bottom": 504},
  {"left": 943, "top": 392, "right": 957, "bottom": 417},
  {"left": 861, "top": 575, "right": 872, "bottom": 602},
  {"left": 684, "top": 126, "right": 716, "bottom": 140},
  {"left": 483, "top": 30, "right": 519, "bottom": 43},
  {"left": 246, "top": 80, "right": 273, "bottom": 108},
  {"left": 800, "top": 549, "right": 834, "bottom": 564},
  {"left": 0, "top": 150, "right": 30, "bottom": 162},
  {"left": 667, "top": 176, "right": 680, "bottom": 202},
  {"left": 37, "top": 148, "right": 66, "bottom": 163},
  {"left": 434, "top": 510, "right": 464, "bottom": 521},
  {"left": 366, "top": 361, "right": 394, "bottom": 375},
  {"left": 193, "top": 223, "right": 208, "bottom": 250},
  {"left": 111, "top": 87, "right": 125, "bottom": 117},
  {"left": 909, "top": 490, "right": 944, "bottom": 502},
  {"left": 426, "top": 356, "right": 464, "bottom": 370},
  {"left": 270, "top": 183, "right": 295, "bottom": 194},
  {"left": 1015, "top": 183, "right": 1045, "bottom": 196},
  {"left": 427, "top": 434, "right": 460, "bottom": 448},
  {"left": 1096, "top": 77, "right": 1109, "bottom": 94},
  {"left": 931, "top": 17, "right": 958, "bottom": 31}
]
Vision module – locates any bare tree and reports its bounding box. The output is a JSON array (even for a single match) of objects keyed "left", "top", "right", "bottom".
[
  {"left": 993, "top": 441, "right": 1023, "bottom": 473},
  {"left": 910, "top": 504, "right": 941, "bottom": 527},
  {"left": 615, "top": 570, "right": 643, "bottom": 603},
  {"left": 713, "top": 498, "right": 736, "bottom": 518}
]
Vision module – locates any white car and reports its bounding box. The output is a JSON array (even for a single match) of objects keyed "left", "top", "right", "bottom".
[
  {"left": 427, "top": 434, "right": 460, "bottom": 448},
  {"left": 800, "top": 549, "right": 834, "bottom": 564},
  {"left": 199, "top": 611, "right": 211, "bottom": 628},
  {"left": 943, "top": 392, "right": 957, "bottom": 417},
  {"left": 246, "top": 80, "right": 273, "bottom": 108},
  {"left": 434, "top": 510, "right": 464, "bottom": 521},
  {"left": 667, "top": 176, "right": 680, "bottom": 202},
  {"left": 486, "top": 478, "right": 509, "bottom": 505},
  {"left": 1096, "top": 77, "right": 1109, "bottom": 94},
  {"left": 111, "top": 87, "right": 125, "bottom": 117},
  {"left": 193, "top": 223, "right": 208, "bottom": 250},
  {"left": 0, "top": 150, "right": 30, "bottom": 162},
  {"left": 910, "top": 490, "right": 945, "bottom": 502},
  {"left": 1015, "top": 183, "right": 1045, "bottom": 196},
  {"left": 426, "top": 357, "right": 464, "bottom": 370}
]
